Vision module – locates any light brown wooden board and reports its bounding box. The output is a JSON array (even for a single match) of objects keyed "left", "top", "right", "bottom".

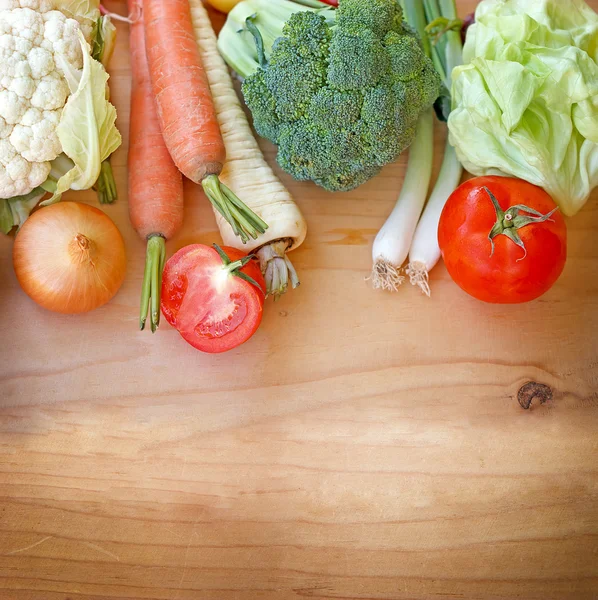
[{"left": 1, "top": 1, "right": 597, "bottom": 598}]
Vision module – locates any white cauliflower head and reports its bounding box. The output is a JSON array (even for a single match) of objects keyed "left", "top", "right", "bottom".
[{"left": 0, "top": 1, "right": 83, "bottom": 198}]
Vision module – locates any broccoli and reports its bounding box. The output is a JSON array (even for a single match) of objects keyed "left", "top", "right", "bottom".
[{"left": 222, "top": 0, "right": 440, "bottom": 192}]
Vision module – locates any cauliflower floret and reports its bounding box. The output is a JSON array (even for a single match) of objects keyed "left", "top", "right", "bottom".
[
  {"left": 10, "top": 76, "right": 35, "bottom": 98},
  {"left": 0, "top": 138, "right": 50, "bottom": 196},
  {"left": 30, "top": 71, "right": 69, "bottom": 109},
  {"left": 11, "top": 108, "right": 61, "bottom": 161},
  {"left": 0, "top": 4, "right": 82, "bottom": 198},
  {"left": 0, "top": 89, "right": 29, "bottom": 123},
  {"left": 0, "top": 1, "right": 53, "bottom": 10},
  {"left": 28, "top": 46, "right": 54, "bottom": 79}
]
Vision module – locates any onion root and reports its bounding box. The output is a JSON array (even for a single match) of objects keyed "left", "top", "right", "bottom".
[
  {"left": 371, "top": 259, "right": 405, "bottom": 292},
  {"left": 406, "top": 261, "right": 431, "bottom": 297}
]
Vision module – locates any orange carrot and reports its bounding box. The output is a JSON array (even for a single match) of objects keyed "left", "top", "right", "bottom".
[
  {"left": 144, "top": 0, "right": 222, "bottom": 183},
  {"left": 143, "top": 0, "right": 268, "bottom": 243},
  {"left": 128, "top": 0, "right": 184, "bottom": 333}
]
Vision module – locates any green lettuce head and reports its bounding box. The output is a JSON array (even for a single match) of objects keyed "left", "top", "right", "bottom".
[{"left": 448, "top": 0, "right": 598, "bottom": 216}]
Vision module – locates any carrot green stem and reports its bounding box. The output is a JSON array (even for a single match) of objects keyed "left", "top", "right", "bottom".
[
  {"left": 140, "top": 234, "right": 166, "bottom": 332},
  {"left": 95, "top": 159, "right": 118, "bottom": 204},
  {"left": 202, "top": 175, "right": 268, "bottom": 245}
]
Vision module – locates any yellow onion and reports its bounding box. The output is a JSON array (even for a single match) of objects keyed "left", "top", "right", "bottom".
[{"left": 13, "top": 202, "right": 126, "bottom": 314}]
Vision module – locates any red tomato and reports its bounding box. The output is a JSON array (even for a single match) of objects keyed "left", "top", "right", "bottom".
[
  {"left": 438, "top": 176, "right": 567, "bottom": 304},
  {"left": 161, "top": 245, "right": 266, "bottom": 353}
]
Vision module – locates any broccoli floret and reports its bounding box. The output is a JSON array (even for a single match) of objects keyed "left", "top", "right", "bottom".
[
  {"left": 394, "top": 64, "right": 441, "bottom": 116},
  {"left": 277, "top": 122, "right": 363, "bottom": 185},
  {"left": 281, "top": 10, "right": 331, "bottom": 60},
  {"left": 241, "top": 69, "right": 281, "bottom": 143},
  {"left": 359, "top": 86, "right": 410, "bottom": 166},
  {"left": 264, "top": 37, "right": 327, "bottom": 122},
  {"left": 314, "top": 164, "right": 382, "bottom": 193},
  {"left": 240, "top": 0, "right": 440, "bottom": 192},
  {"left": 309, "top": 88, "right": 362, "bottom": 130},
  {"left": 419, "top": 62, "right": 443, "bottom": 107},
  {"left": 327, "top": 26, "right": 390, "bottom": 91},
  {"left": 276, "top": 123, "right": 317, "bottom": 181},
  {"left": 384, "top": 32, "right": 426, "bottom": 82},
  {"left": 337, "top": 0, "right": 400, "bottom": 38}
]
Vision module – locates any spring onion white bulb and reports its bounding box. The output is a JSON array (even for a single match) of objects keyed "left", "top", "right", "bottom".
[
  {"left": 371, "top": 110, "right": 434, "bottom": 291},
  {"left": 406, "top": 144, "right": 462, "bottom": 295}
]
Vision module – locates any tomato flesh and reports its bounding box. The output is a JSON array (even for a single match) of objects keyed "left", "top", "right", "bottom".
[
  {"left": 161, "top": 245, "right": 266, "bottom": 353},
  {"left": 438, "top": 176, "right": 567, "bottom": 304}
]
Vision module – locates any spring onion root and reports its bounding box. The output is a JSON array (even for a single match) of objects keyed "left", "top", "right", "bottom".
[
  {"left": 371, "top": 259, "right": 405, "bottom": 291},
  {"left": 406, "top": 261, "right": 431, "bottom": 296}
]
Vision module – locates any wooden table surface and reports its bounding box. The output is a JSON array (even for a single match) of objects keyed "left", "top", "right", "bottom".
[{"left": 1, "top": 1, "right": 598, "bottom": 599}]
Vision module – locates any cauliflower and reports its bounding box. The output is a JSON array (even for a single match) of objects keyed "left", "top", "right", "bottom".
[{"left": 0, "top": 1, "right": 83, "bottom": 198}]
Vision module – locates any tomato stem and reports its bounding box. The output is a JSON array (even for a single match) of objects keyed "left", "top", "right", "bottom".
[
  {"left": 485, "top": 186, "right": 558, "bottom": 260},
  {"left": 213, "top": 244, "right": 264, "bottom": 294},
  {"left": 140, "top": 235, "right": 166, "bottom": 332}
]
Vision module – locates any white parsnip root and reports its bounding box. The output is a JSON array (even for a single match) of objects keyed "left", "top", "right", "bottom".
[{"left": 189, "top": 0, "right": 307, "bottom": 298}]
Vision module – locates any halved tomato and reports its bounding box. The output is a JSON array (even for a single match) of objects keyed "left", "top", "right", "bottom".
[{"left": 161, "top": 244, "right": 266, "bottom": 353}]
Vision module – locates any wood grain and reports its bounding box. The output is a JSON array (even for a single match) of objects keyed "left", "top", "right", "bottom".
[{"left": 1, "top": 1, "right": 597, "bottom": 599}]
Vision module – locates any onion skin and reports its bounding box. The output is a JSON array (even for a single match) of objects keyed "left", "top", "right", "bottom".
[{"left": 13, "top": 202, "right": 126, "bottom": 314}]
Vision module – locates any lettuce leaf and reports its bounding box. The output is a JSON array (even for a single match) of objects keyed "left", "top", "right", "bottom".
[
  {"left": 52, "top": 0, "right": 100, "bottom": 22},
  {"left": 448, "top": 0, "right": 598, "bottom": 216},
  {"left": 53, "top": 0, "right": 101, "bottom": 41},
  {"left": 92, "top": 15, "right": 117, "bottom": 67},
  {"left": 43, "top": 30, "right": 121, "bottom": 205}
]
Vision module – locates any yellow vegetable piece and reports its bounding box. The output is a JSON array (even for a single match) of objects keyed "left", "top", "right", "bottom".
[{"left": 204, "top": 0, "right": 242, "bottom": 14}]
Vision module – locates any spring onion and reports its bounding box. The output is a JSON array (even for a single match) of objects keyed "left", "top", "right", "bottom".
[
  {"left": 407, "top": 0, "right": 463, "bottom": 296},
  {"left": 371, "top": 0, "right": 436, "bottom": 290}
]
